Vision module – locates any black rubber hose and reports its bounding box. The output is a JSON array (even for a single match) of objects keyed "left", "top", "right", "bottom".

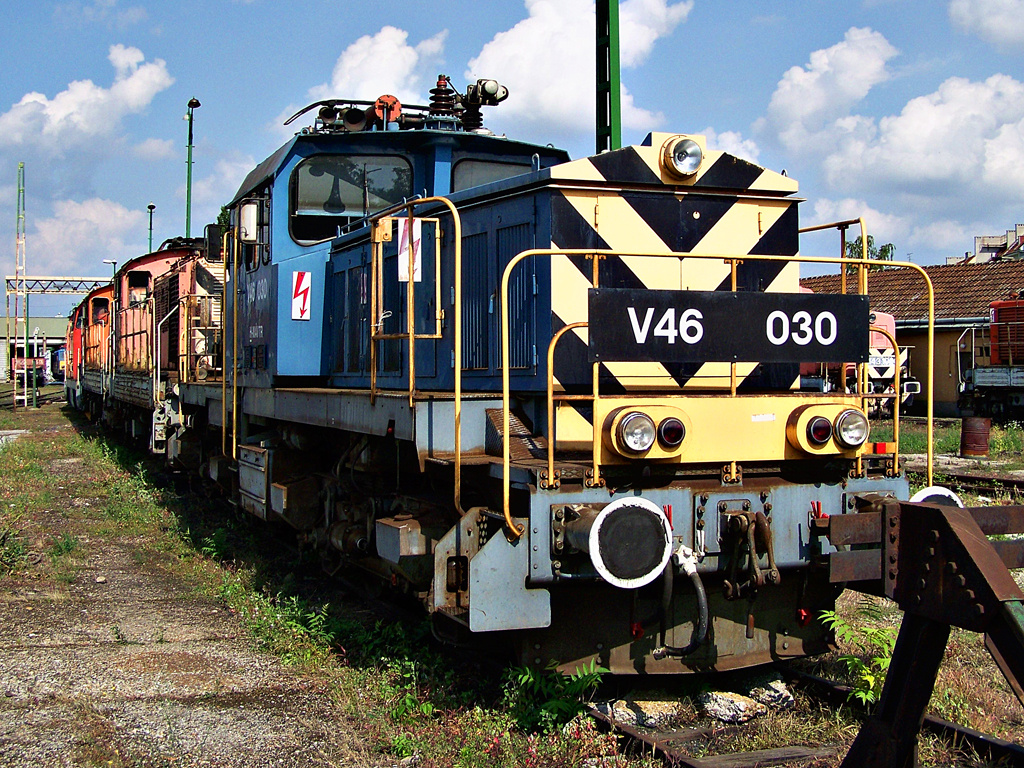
[
  {"left": 653, "top": 566, "right": 709, "bottom": 659},
  {"left": 658, "top": 560, "right": 673, "bottom": 641}
]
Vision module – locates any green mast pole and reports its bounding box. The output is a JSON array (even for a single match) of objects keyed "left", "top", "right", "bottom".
[
  {"left": 185, "top": 98, "right": 201, "bottom": 238},
  {"left": 596, "top": 0, "right": 622, "bottom": 153}
]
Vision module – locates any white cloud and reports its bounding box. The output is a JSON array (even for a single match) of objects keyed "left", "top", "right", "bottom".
[
  {"left": 619, "top": 0, "right": 695, "bottom": 66},
  {"left": 811, "top": 198, "right": 908, "bottom": 244},
  {"left": 757, "top": 29, "right": 1024, "bottom": 257},
  {"left": 185, "top": 154, "right": 257, "bottom": 219},
  {"left": 31, "top": 198, "right": 144, "bottom": 274},
  {"left": 307, "top": 26, "right": 448, "bottom": 104},
  {"left": 949, "top": 0, "right": 1024, "bottom": 48},
  {"left": 699, "top": 127, "right": 760, "bottom": 163},
  {"left": 761, "top": 27, "right": 897, "bottom": 152},
  {"left": 808, "top": 197, "right": 972, "bottom": 257},
  {"left": 54, "top": 0, "right": 147, "bottom": 30},
  {"left": 821, "top": 74, "right": 1024, "bottom": 197},
  {"left": 466, "top": 0, "right": 692, "bottom": 140},
  {"left": 274, "top": 26, "right": 448, "bottom": 138},
  {"left": 0, "top": 45, "right": 173, "bottom": 154},
  {"left": 132, "top": 137, "right": 174, "bottom": 160},
  {"left": 984, "top": 118, "right": 1024, "bottom": 195}
]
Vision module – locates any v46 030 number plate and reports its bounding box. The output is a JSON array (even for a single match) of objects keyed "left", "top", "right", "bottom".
[{"left": 587, "top": 289, "right": 869, "bottom": 364}]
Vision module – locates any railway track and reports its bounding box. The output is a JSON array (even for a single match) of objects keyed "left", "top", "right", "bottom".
[
  {"left": 586, "top": 697, "right": 834, "bottom": 767},
  {"left": 586, "top": 666, "right": 1024, "bottom": 767},
  {"left": 908, "top": 467, "right": 1024, "bottom": 497}
]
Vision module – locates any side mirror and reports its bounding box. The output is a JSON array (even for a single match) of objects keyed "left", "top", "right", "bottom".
[
  {"left": 204, "top": 223, "right": 224, "bottom": 262},
  {"left": 239, "top": 201, "right": 259, "bottom": 244}
]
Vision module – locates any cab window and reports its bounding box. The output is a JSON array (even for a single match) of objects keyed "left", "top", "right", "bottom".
[
  {"left": 127, "top": 271, "right": 150, "bottom": 305},
  {"left": 290, "top": 154, "right": 413, "bottom": 244},
  {"left": 91, "top": 298, "right": 110, "bottom": 324},
  {"left": 452, "top": 159, "right": 532, "bottom": 192}
]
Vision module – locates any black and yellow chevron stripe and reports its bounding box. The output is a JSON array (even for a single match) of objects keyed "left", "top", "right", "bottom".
[{"left": 545, "top": 134, "right": 803, "bottom": 435}]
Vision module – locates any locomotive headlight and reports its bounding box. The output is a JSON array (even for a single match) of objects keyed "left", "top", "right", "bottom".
[
  {"left": 835, "top": 409, "right": 869, "bottom": 448},
  {"left": 618, "top": 412, "right": 657, "bottom": 454},
  {"left": 662, "top": 136, "right": 703, "bottom": 178}
]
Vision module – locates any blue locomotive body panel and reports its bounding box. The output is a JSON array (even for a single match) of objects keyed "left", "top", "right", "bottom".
[{"left": 228, "top": 128, "right": 568, "bottom": 389}]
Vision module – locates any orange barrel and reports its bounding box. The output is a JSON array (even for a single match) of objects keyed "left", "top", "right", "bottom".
[{"left": 959, "top": 417, "right": 991, "bottom": 458}]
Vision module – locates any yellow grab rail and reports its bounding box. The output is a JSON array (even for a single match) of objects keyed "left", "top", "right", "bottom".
[
  {"left": 499, "top": 248, "right": 935, "bottom": 539},
  {"left": 544, "top": 322, "right": 589, "bottom": 490},
  {"left": 366, "top": 197, "right": 465, "bottom": 514}
]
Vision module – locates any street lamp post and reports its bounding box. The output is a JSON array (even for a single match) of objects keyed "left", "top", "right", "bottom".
[
  {"left": 103, "top": 259, "right": 118, "bottom": 279},
  {"left": 148, "top": 202, "right": 156, "bottom": 252},
  {"left": 185, "top": 97, "right": 201, "bottom": 238}
]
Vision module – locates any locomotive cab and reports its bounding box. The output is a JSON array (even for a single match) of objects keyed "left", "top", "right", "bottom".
[{"left": 223, "top": 78, "right": 568, "bottom": 390}]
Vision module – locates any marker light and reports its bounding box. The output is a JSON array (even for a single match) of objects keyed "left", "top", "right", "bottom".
[
  {"left": 663, "top": 137, "right": 703, "bottom": 178},
  {"left": 658, "top": 417, "right": 686, "bottom": 448},
  {"left": 807, "top": 416, "right": 833, "bottom": 446},
  {"left": 618, "top": 412, "right": 657, "bottom": 454},
  {"left": 835, "top": 409, "right": 870, "bottom": 448}
]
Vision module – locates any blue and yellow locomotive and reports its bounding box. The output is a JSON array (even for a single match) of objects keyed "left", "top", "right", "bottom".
[{"left": 161, "top": 75, "right": 910, "bottom": 674}]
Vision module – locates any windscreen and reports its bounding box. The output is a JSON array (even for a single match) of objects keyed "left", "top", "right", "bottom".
[{"left": 291, "top": 154, "right": 412, "bottom": 243}]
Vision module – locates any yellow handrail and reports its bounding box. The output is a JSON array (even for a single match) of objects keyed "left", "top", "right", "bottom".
[
  {"left": 500, "top": 248, "right": 935, "bottom": 539},
  {"left": 220, "top": 230, "right": 230, "bottom": 459},
  {"left": 366, "top": 197, "right": 465, "bottom": 513},
  {"left": 545, "top": 322, "right": 588, "bottom": 490}
]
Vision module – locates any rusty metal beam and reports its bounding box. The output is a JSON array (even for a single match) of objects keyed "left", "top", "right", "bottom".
[
  {"left": 841, "top": 614, "right": 951, "bottom": 768},
  {"left": 839, "top": 500, "right": 1024, "bottom": 766},
  {"left": 828, "top": 549, "right": 881, "bottom": 583}
]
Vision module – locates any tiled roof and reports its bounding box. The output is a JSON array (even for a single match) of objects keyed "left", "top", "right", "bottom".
[{"left": 800, "top": 260, "right": 1024, "bottom": 321}]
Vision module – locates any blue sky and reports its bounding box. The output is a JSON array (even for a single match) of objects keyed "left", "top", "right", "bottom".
[{"left": 2, "top": 0, "right": 1023, "bottom": 315}]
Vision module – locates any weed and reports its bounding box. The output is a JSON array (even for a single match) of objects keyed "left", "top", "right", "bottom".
[
  {"left": 390, "top": 659, "right": 436, "bottom": 720},
  {"left": 991, "top": 423, "right": 1024, "bottom": 455},
  {"left": 390, "top": 731, "right": 418, "bottom": 758},
  {"left": 502, "top": 658, "right": 607, "bottom": 733},
  {"left": 819, "top": 606, "right": 896, "bottom": 707},
  {"left": 199, "top": 527, "right": 229, "bottom": 560},
  {"left": 48, "top": 532, "right": 79, "bottom": 560},
  {"left": 0, "top": 526, "right": 26, "bottom": 573}
]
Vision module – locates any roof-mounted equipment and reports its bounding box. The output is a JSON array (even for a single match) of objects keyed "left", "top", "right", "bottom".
[{"left": 284, "top": 75, "right": 510, "bottom": 135}]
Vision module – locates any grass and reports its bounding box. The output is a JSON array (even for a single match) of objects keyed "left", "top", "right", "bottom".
[
  {"left": 3, "top": 402, "right": 1022, "bottom": 766},
  {"left": 872, "top": 417, "right": 1024, "bottom": 472},
  {"left": 0, "top": 403, "right": 641, "bottom": 768}
]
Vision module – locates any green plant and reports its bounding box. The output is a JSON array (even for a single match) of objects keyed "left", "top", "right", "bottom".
[
  {"left": 390, "top": 731, "right": 418, "bottom": 758},
  {"left": 0, "top": 527, "right": 26, "bottom": 572},
  {"left": 992, "top": 423, "right": 1024, "bottom": 455},
  {"left": 502, "top": 659, "right": 607, "bottom": 733},
  {"left": 820, "top": 609, "right": 897, "bottom": 706},
  {"left": 199, "top": 527, "right": 228, "bottom": 560},
  {"left": 391, "top": 659, "right": 436, "bottom": 720},
  {"left": 48, "top": 532, "right": 79, "bottom": 560}
]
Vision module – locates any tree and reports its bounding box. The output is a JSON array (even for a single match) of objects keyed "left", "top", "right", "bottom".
[{"left": 845, "top": 235, "right": 895, "bottom": 272}]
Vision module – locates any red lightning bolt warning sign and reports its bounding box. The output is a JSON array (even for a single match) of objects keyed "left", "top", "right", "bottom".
[{"left": 291, "top": 271, "right": 311, "bottom": 321}]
